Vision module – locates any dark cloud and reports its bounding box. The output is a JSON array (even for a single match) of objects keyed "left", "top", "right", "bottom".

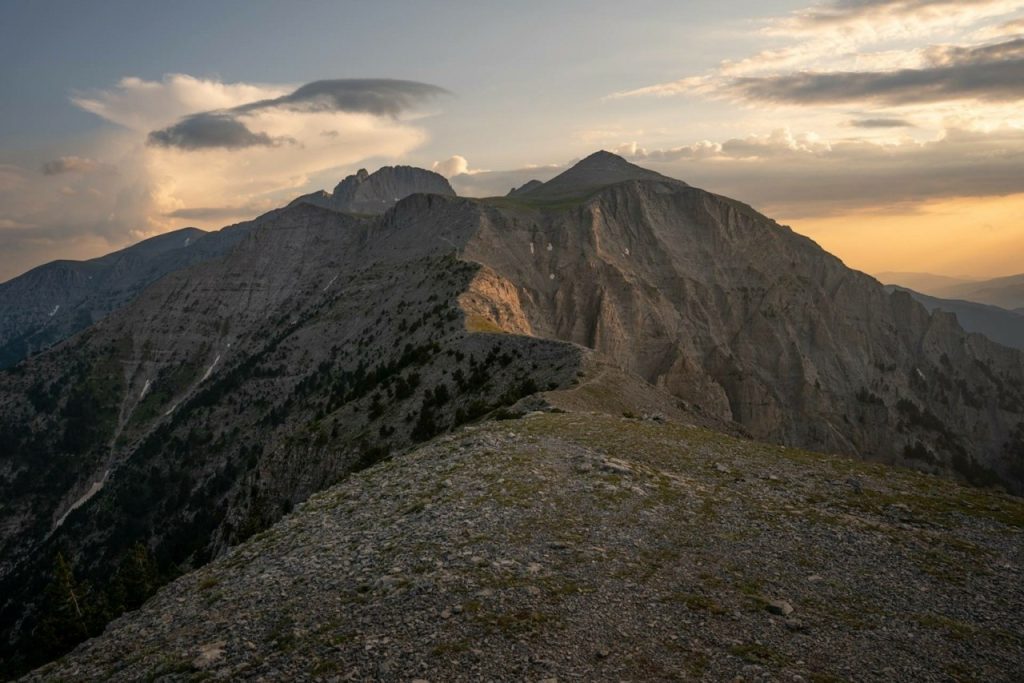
[
  {"left": 848, "top": 118, "right": 915, "bottom": 128},
  {"left": 147, "top": 113, "right": 285, "bottom": 150},
  {"left": 41, "top": 156, "right": 103, "bottom": 175},
  {"left": 232, "top": 79, "right": 450, "bottom": 117},
  {"left": 726, "top": 38, "right": 1024, "bottom": 106},
  {"left": 147, "top": 78, "right": 448, "bottom": 151}
]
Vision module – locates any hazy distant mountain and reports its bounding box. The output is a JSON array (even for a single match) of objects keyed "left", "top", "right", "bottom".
[
  {"left": 933, "top": 273, "right": 1024, "bottom": 311},
  {"left": 289, "top": 165, "right": 455, "bottom": 214},
  {"left": 3, "top": 151, "right": 1024, "bottom": 675},
  {"left": 876, "top": 271, "right": 977, "bottom": 295},
  {"left": 0, "top": 226, "right": 250, "bottom": 368},
  {"left": 887, "top": 285, "right": 1024, "bottom": 350}
]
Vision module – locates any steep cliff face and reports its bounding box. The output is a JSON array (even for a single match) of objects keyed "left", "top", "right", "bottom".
[
  {"left": 889, "top": 285, "right": 1024, "bottom": 350},
  {"left": 0, "top": 226, "right": 250, "bottom": 368},
  {"left": 458, "top": 169, "right": 1024, "bottom": 492},
  {"left": 290, "top": 165, "right": 455, "bottom": 214}
]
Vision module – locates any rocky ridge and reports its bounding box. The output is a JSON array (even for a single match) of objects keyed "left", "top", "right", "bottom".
[
  {"left": 27, "top": 411, "right": 1024, "bottom": 681},
  {"left": 0, "top": 226, "right": 250, "bottom": 368}
]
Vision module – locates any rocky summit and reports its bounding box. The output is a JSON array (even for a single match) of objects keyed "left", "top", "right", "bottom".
[
  {"left": 289, "top": 165, "right": 455, "bottom": 215},
  {"left": 1, "top": 152, "right": 1022, "bottom": 680}
]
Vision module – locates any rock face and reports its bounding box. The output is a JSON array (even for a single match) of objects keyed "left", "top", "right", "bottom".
[
  {"left": 0, "top": 226, "right": 250, "bottom": 368},
  {"left": 24, "top": 413, "right": 1024, "bottom": 682},
  {"left": 290, "top": 165, "right": 455, "bottom": 214},
  {"left": 1, "top": 151, "right": 1023, "bottom": 676},
  {"left": 889, "top": 285, "right": 1024, "bottom": 351}
]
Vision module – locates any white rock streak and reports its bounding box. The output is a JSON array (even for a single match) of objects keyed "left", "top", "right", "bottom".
[
  {"left": 53, "top": 469, "right": 110, "bottom": 531},
  {"left": 201, "top": 354, "right": 221, "bottom": 382}
]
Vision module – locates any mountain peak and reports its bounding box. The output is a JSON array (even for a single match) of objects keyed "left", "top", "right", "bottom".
[
  {"left": 290, "top": 165, "right": 455, "bottom": 214},
  {"left": 514, "top": 149, "right": 685, "bottom": 201}
]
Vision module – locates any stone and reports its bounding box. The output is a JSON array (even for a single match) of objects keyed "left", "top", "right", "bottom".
[
  {"left": 765, "top": 599, "right": 794, "bottom": 616},
  {"left": 192, "top": 641, "right": 226, "bottom": 670}
]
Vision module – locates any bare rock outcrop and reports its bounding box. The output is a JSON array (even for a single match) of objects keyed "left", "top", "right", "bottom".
[{"left": 289, "top": 165, "right": 455, "bottom": 214}]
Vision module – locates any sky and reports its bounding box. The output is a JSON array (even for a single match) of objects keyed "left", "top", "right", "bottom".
[{"left": 1, "top": 0, "right": 1023, "bottom": 282}]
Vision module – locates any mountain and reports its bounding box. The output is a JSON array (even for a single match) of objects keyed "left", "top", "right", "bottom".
[
  {"left": 25, "top": 412, "right": 1024, "bottom": 682},
  {"left": 506, "top": 179, "right": 543, "bottom": 197},
  {"left": 2, "top": 151, "right": 1024, "bottom": 675},
  {"left": 289, "top": 165, "right": 455, "bottom": 214},
  {"left": 509, "top": 150, "right": 684, "bottom": 202},
  {"left": 0, "top": 227, "right": 251, "bottom": 368},
  {"left": 934, "top": 273, "right": 1024, "bottom": 311},
  {"left": 876, "top": 271, "right": 977, "bottom": 295},
  {"left": 888, "top": 286, "right": 1024, "bottom": 351}
]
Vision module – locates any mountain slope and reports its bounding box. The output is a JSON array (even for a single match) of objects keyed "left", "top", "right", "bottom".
[
  {"left": 27, "top": 412, "right": 1024, "bottom": 682},
  {"left": 887, "top": 285, "right": 1024, "bottom": 351},
  {"left": 458, "top": 172, "right": 1024, "bottom": 492},
  {"left": 0, "top": 225, "right": 251, "bottom": 368},
  {"left": 289, "top": 165, "right": 455, "bottom": 214},
  {"left": 2, "top": 152, "right": 1024, "bottom": 675}
]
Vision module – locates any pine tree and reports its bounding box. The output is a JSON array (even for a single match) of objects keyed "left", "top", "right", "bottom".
[
  {"left": 33, "top": 552, "right": 89, "bottom": 657},
  {"left": 114, "top": 542, "right": 158, "bottom": 612}
]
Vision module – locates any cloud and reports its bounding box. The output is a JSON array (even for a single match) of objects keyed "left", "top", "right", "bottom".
[
  {"left": 611, "top": 125, "right": 1024, "bottom": 215},
  {"left": 725, "top": 40, "right": 1024, "bottom": 105},
  {"left": 610, "top": 0, "right": 1024, "bottom": 108},
  {"left": 163, "top": 205, "right": 265, "bottom": 221},
  {"left": 773, "top": 0, "right": 1024, "bottom": 34},
  {"left": 848, "top": 118, "right": 915, "bottom": 127},
  {"left": 0, "top": 74, "right": 445, "bottom": 281},
  {"left": 232, "top": 78, "right": 450, "bottom": 117},
  {"left": 147, "top": 78, "right": 448, "bottom": 151},
  {"left": 71, "top": 74, "right": 286, "bottom": 131},
  {"left": 430, "top": 154, "right": 487, "bottom": 178},
  {"left": 147, "top": 113, "right": 286, "bottom": 150},
  {"left": 40, "top": 156, "right": 108, "bottom": 175},
  {"left": 432, "top": 155, "right": 469, "bottom": 177},
  {"left": 975, "top": 16, "right": 1024, "bottom": 38}
]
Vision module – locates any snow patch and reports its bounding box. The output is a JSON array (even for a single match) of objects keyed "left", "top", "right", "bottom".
[
  {"left": 322, "top": 274, "right": 339, "bottom": 291},
  {"left": 164, "top": 402, "right": 178, "bottom": 417},
  {"left": 140, "top": 378, "right": 151, "bottom": 399},
  {"left": 48, "top": 304, "right": 60, "bottom": 317},
  {"left": 549, "top": 273, "right": 556, "bottom": 280},
  {"left": 624, "top": 248, "right": 630, "bottom": 256},
  {"left": 529, "top": 243, "right": 535, "bottom": 255},
  {"left": 184, "top": 237, "right": 192, "bottom": 247},
  {"left": 546, "top": 243, "right": 553, "bottom": 252},
  {"left": 53, "top": 470, "right": 110, "bottom": 531},
  {"left": 201, "top": 354, "right": 221, "bottom": 382}
]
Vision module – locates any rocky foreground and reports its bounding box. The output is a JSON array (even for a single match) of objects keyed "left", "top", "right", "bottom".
[{"left": 30, "top": 411, "right": 1024, "bottom": 682}]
